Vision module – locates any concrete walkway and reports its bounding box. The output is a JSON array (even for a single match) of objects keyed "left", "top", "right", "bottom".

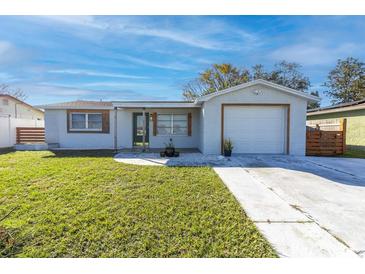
[{"left": 114, "top": 152, "right": 236, "bottom": 166}]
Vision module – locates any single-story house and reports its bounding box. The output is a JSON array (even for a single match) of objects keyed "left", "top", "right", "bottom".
[
  {"left": 40, "top": 79, "right": 319, "bottom": 155},
  {"left": 307, "top": 99, "right": 365, "bottom": 151}
]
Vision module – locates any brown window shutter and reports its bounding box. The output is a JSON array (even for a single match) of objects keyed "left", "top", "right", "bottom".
[
  {"left": 102, "top": 110, "right": 110, "bottom": 133},
  {"left": 188, "top": 113, "right": 192, "bottom": 136},
  {"left": 152, "top": 112, "right": 157, "bottom": 136}
]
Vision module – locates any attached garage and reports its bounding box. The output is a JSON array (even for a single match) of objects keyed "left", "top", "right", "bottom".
[
  {"left": 196, "top": 79, "right": 320, "bottom": 155},
  {"left": 222, "top": 104, "right": 289, "bottom": 154}
]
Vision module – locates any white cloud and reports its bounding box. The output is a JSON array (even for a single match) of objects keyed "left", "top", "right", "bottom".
[
  {"left": 0, "top": 41, "right": 19, "bottom": 65},
  {"left": 118, "top": 26, "right": 219, "bottom": 50},
  {"left": 118, "top": 54, "right": 194, "bottom": 71},
  {"left": 79, "top": 81, "right": 172, "bottom": 91},
  {"left": 48, "top": 69, "right": 149, "bottom": 79},
  {"left": 40, "top": 16, "right": 105, "bottom": 29},
  {"left": 0, "top": 41, "right": 13, "bottom": 55},
  {"left": 37, "top": 16, "right": 259, "bottom": 51},
  {"left": 12, "top": 82, "right": 167, "bottom": 103},
  {"left": 270, "top": 42, "right": 359, "bottom": 66},
  {"left": 0, "top": 72, "right": 13, "bottom": 80},
  {"left": 0, "top": 40, "right": 32, "bottom": 68},
  {"left": 0, "top": 72, "right": 20, "bottom": 82}
]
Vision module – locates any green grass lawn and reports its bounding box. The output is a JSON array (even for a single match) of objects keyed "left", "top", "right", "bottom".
[
  {"left": 0, "top": 150, "right": 276, "bottom": 258},
  {"left": 342, "top": 149, "right": 365, "bottom": 159}
]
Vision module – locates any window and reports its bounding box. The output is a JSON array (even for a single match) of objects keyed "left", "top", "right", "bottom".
[
  {"left": 157, "top": 114, "right": 188, "bottom": 136},
  {"left": 70, "top": 113, "right": 102, "bottom": 131},
  {"left": 2, "top": 99, "right": 9, "bottom": 106}
]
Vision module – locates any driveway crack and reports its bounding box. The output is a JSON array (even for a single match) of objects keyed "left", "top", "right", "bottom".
[
  {"left": 242, "top": 165, "right": 359, "bottom": 257},
  {"left": 305, "top": 159, "right": 358, "bottom": 178}
]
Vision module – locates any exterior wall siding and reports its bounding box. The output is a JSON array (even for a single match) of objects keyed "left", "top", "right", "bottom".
[
  {"left": 116, "top": 108, "right": 200, "bottom": 149},
  {"left": 201, "top": 84, "right": 307, "bottom": 155},
  {"left": 45, "top": 108, "right": 201, "bottom": 150},
  {"left": 198, "top": 107, "right": 205, "bottom": 153},
  {"left": 307, "top": 109, "right": 365, "bottom": 151},
  {"left": 44, "top": 84, "right": 310, "bottom": 154},
  {"left": 45, "top": 109, "right": 114, "bottom": 149},
  {"left": 0, "top": 98, "right": 44, "bottom": 120}
]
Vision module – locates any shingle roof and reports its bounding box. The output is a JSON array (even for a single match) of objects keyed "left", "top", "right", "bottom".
[
  {"left": 39, "top": 100, "right": 199, "bottom": 109},
  {"left": 307, "top": 98, "right": 365, "bottom": 113},
  {"left": 38, "top": 100, "right": 113, "bottom": 109}
]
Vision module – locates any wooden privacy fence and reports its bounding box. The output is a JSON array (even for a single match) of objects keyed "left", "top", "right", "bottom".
[
  {"left": 306, "top": 119, "right": 346, "bottom": 156},
  {"left": 16, "top": 127, "right": 45, "bottom": 144}
]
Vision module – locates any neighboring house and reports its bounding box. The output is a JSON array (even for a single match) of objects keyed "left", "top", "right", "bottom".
[
  {"left": 40, "top": 79, "right": 318, "bottom": 155},
  {"left": 0, "top": 94, "right": 44, "bottom": 120},
  {"left": 0, "top": 94, "right": 44, "bottom": 148},
  {"left": 307, "top": 99, "right": 365, "bottom": 151}
]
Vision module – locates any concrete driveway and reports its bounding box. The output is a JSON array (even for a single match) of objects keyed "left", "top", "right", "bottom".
[{"left": 214, "top": 155, "right": 365, "bottom": 258}]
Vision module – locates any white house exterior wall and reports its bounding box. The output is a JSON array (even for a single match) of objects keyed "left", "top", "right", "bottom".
[
  {"left": 44, "top": 109, "right": 61, "bottom": 144},
  {"left": 0, "top": 97, "right": 43, "bottom": 120},
  {"left": 116, "top": 108, "right": 200, "bottom": 149},
  {"left": 201, "top": 84, "right": 307, "bottom": 155},
  {"left": 150, "top": 108, "right": 200, "bottom": 149},
  {"left": 45, "top": 109, "right": 115, "bottom": 149},
  {"left": 198, "top": 107, "right": 205, "bottom": 152},
  {"left": 45, "top": 108, "right": 200, "bottom": 150}
]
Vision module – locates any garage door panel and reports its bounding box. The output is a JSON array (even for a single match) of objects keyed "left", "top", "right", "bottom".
[{"left": 224, "top": 105, "right": 287, "bottom": 154}]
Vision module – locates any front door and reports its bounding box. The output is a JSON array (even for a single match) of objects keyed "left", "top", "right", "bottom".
[{"left": 133, "top": 112, "right": 149, "bottom": 146}]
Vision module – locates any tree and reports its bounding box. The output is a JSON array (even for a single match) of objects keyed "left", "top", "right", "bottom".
[
  {"left": 324, "top": 57, "right": 365, "bottom": 104},
  {"left": 307, "top": 91, "right": 321, "bottom": 110},
  {"left": 182, "top": 61, "right": 311, "bottom": 100},
  {"left": 0, "top": 84, "right": 27, "bottom": 101},
  {"left": 182, "top": 64, "right": 250, "bottom": 100},
  {"left": 252, "top": 61, "right": 310, "bottom": 92}
]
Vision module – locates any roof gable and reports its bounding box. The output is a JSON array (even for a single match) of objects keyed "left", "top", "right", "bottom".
[
  {"left": 0, "top": 94, "right": 44, "bottom": 114},
  {"left": 195, "top": 79, "right": 320, "bottom": 103}
]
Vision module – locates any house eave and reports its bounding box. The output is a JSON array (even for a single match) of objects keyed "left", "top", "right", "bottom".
[
  {"left": 195, "top": 79, "right": 320, "bottom": 103},
  {"left": 307, "top": 104, "right": 365, "bottom": 116},
  {"left": 39, "top": 106, "right": 114, "bottom": 110},
  {"left": 112, "top": 102, "right": 200, "bottom": 108}
]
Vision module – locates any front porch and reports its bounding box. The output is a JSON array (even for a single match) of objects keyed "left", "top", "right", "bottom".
[{"left": 115, "top": 105, "right": 201, "bottom": 151}]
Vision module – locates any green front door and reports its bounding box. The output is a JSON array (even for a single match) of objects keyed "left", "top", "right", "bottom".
[{"left": 133, "top": 112, "right": 149, "bottom": 146}]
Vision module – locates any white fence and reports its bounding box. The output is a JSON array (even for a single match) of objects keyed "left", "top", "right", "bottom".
[
  {"left": 306, "top": 118, "right": 342, "bottom": 131},
  {"left": 0, "top": 115, "right": 45, "bottom": 148}
]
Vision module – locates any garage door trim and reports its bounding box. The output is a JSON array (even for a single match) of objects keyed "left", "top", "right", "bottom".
[{"left": 221, "top": 103, "right": 290, "bottom": 154}]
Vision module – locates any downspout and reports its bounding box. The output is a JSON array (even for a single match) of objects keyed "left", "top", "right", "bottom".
[{"left": 114, "top": 107, "right": 118, "bottom": 152}]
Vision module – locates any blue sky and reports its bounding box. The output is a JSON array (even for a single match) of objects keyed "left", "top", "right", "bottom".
[{"left": 0, "top": 16, "right": 364, "bottom": 106}]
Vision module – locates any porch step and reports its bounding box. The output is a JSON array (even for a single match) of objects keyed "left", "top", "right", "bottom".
[
  {"left": 47, "top": 143, "right": 60, "bottom": 149},
  {"left": 15, "top": 143, "right": 48, "bottom": 151}
]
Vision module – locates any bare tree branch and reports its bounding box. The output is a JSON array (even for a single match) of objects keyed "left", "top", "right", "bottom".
[{"left": 0, "top": 84, "right": 27, "bottom": 101}]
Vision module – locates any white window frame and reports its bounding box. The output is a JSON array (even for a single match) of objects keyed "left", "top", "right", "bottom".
[
  {"left": 69, "top": 112, "right": 103, "bottom": 131},
  {"left": 157, "top": 113, "right": 188, "bottom": 136}
]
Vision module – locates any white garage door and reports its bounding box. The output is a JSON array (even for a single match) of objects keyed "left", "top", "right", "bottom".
[{"left": 223, "top": 105, "right": 287, "bottom": 154}]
